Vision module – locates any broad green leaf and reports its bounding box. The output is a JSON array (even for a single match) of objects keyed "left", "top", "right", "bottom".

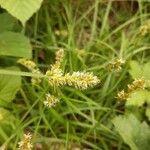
[
  {"left": 135, "top": 122, "right": 150, "bottom": 150},
  {"left": 129, "top": 61, "right": 142, "bottom": 79},
  {"left": 0, "top": 0, "right": 43, "bottom": 25},
  {"left": 0, "top": 67, "right": 21, "bottom": 106},
  {"left": 143, "top": 62, "right": 150, "bottom": 80},
  {"left": 126, "top": 90, "right": 149, "bottom": 107},
  {"left": 113, "top": 114, "right": 150, "bottom": 150},
  {"left": 0, "top": 13, "right": 16, "bottom": 32},
  {"left": 113, "top": 114, "right": 139, "bottom": 150},
  {"left": 146, "top": 106, "right": 150, "bottom": 121},
  {"left": 0, "top": 32, "right": 32, "bottom": 58},
  {"left": 129, "top": 60, "right": 150, "bottom": 80},
  {"left": 0, "top": 108, "right": 15, "bottom": 125},
  {"left": 0, "top": 108, "right": 17, "bottom": 138}
]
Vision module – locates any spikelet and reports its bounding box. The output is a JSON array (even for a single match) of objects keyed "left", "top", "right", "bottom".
[
  {"left": 45, "top": 69, "right": 64, "bottom": 86},
  {"left": 46, "top": 70, "right": 100, "bottom": 89},
  {"left": 117, "top": 78, "right": 146, "bottom": 101},
  {"left": 18, "top": 133, "right": 33, "bottom": 150},
  {"left": 51, "top": 48, "right": 64, "bottom": 71},
  {"left": 55, "top": 30, "right": 68, "bottom": 37},
  {"left": 117, "top": 90, "right": 129, "bottom": 100},
  {"left": 45, "top": 49, "right": 64, "bottom": 86},
  {"left": 17, "top": 59, "right": 37, "bottom": 71},
  {"left": 44, "top": 93, "right": 59, "bottom": 108},
  {"left": 108, "top": 58, "right": 125, "bottom": 72},
  {"left": 17, "top": 58, "right": 42, "bottom": 84},
  {"left": 127, "top": 78, "right": 146, "bottom": 93},
  {"left": 139, "top": 19, "right": 150, "bottom": 36},
  {"left": 64, "top": 71, "right": 100, "bottom": 90}
]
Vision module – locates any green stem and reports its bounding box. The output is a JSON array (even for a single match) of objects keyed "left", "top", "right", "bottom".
[{"left": 0, "top": 69, "right": 45, "bottom": 78}]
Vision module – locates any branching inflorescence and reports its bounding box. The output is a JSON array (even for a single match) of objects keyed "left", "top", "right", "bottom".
[{"left": 18, "top": 49, "right": 100, "bottom": 108}]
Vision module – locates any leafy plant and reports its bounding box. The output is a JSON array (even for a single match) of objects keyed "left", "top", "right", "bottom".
[
  {"left": 113, "top": 114, "right": 150, "bottom": 150},
  {"left": 0, "top": 0, "right": 43, "bottom": 25},
  {"left": 0, "top": 0, "right": 150, "bottom": 149},
  {"left": 125, "top": 61, "right": 150, "bottom": 120}
]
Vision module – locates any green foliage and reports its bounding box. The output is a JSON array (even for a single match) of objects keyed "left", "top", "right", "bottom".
[
  {"left": 126, "top": 90, "right": 150, "bottom": 107},
  {"left": 0, "top": 0, "right": 43, "bottom": 25},
  {"left": 128, "top": 61, "right": 150, "bottom": 120},
  {"left": 129, "top": 60, "right": 150, "bottom": 80},
  {"left": 0, "top": 13, "right": 16, "bottom": 32},
  {"left": 146, "top": 106, "right": 150, "bottom": 121},
  {"left": 0, "top": 0, "right": 150, "bottom": 149},
  {"left": 0, "top": 67, "right": 21, "bottom": 106},
  {"left": 113, "top": 114, "right": 150, "bottom": 150},
  {"left": 0, "top": 107, "right": 18, "bottom": 145},
  {"left": 0, "top": 32, "right": 32, "bottom": 58}
]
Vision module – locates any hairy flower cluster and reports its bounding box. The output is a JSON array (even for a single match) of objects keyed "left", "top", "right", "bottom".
[
  {"left": 55, "top": 30, "right": 68, "bottom": 37},
  {"left": 64, "top": 72, "right": 100, "bottom": 90},
  {"left": 139, "top": 19, "right": 150, "bottom": 36},
  {"left": 108, "top": 58, "right": 125, "bottom": 72},
  {"left": 117, "top": 90, "right": 129, "bottom": 101},
  {"left": 51, "top": 48, "right": 64, "bottom": 71},
  {"left": 44, "top": 93, "right": 60, "bottom": 108},
  {"left": 18, "top": 58, "right": 42, "bottom": 85},
  {"left": 18, "top": 133, "right": 33, "bottom": 150},
  {"left": 127, "top": 78, "right": 146, "bottom": 93},
  {"left": 117, "top": 78, "right": 146, "bottom": 100},
  {"left": 46, "top": 70, "right": 100, "bottom": 90}
]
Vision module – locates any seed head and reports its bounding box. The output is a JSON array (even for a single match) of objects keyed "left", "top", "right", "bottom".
[
  {"left": 139, "top": 19, "right": 150, "bottom": 36},
  {"left": 18, "top": 58, "right": 42, "bottom": 84},
  {"left": 117, "top": 90, "right": 129, "bottom": 101},
  {"left": 44, "top": 94, "right": 60, "bottom": 108},
  {"left": 18, "top": 133, "right": 33, "bottom": 150},
  {"left": 108, "top": 58, "right": 125, "bottom": 72},
  {"left": 51, "top": 48, "right": 64, "bottom": 71},
  {"left": 55, "top": 30, "right": 68, "bottom": 37},
  {"left": 64, "top": 71, "right": 100, "bottom": 90},
  {"left": 17, "top": 58, "right": 37, "bottom": 71},
  {"left": 46, "top": 69, "right": 64, "bottom": 86},
  {"left": 117, "top": 78, "right": 146, "bottom": 101},
  {"left": 127, "top": 78, "right": 146, "bottom": 93}
]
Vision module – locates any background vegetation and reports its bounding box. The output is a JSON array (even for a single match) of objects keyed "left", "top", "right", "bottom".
[{"left": 0, "top": 0, "right": 150, "bottom": 149}]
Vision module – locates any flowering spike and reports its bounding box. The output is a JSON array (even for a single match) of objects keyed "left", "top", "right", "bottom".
[
  {"left": 18, "top": 133, "right": 33, "bottom": 150},
  {"left": 117, "top": 78, "right": 146, "bottom": 101},
  {"left": 44, "top": 93, "right": 60, "bottom": 108},
  {"left": 108, "top": 58, "right": 125, "bottom": 72},
  {"left": 51, "top": 48, "right": 64, "bottom": 71},
  {"left": 17, "top": 58, "right": 37, "bottom": 71},
  {"left": 45, "top": 71, "right": 100, "bottom": 89},
  {"left": 64, "top": 71, "right": 100, "bottom": 90},
  {"left": 117, "top": 90, "right": 129, "bottom": 100},
  {"left": 139, "top": 19, "right": 150, "bottom": 36},
  {"left": 127, "top": 78, "right": 146, "bottom": 93},
  {"left": 17, "top": 58, "right": 42, "bottom": 84}
]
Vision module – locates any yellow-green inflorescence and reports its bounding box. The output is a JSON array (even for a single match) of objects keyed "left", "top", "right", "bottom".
[
  {"left": 44, "top": 93, "right": 60, "bottom": 108},
  {"left": 117, "top": 78, "right": 146, "bottom": 101},
  {"left": 107, "top": 58, "right": 125, "bottom": 72},
  {"left": 139, "top": 19, "right": 150, "bottom": 36},
  {"left": 18, "top": 133, "right": 33, "bottom": 150},
  {"left": 18, "top": 48, "right": 100, "bottom": 108},
  {"left": 17, "top": 58, "right": 42, "bottom": 85}
]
